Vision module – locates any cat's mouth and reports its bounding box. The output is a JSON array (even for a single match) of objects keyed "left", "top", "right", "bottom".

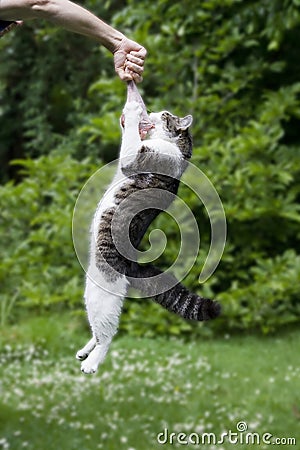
[{"left": 139, "top": 120, "right": 155, "bottom": 139}]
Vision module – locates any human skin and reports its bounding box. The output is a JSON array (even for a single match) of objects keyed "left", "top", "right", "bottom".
[{"left": 0, "top": 0, "right": 146, "bottom": 82}]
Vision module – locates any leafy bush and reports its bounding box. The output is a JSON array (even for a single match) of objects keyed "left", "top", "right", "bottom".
[
  {"left": 113, "top": 0, "right": 300, "bottom": 334},
  {"left": 0, "top": 152, "right": 98, "bottom": 323},
  {"left": 1, "top": 0, "right": 300, "bottom": 334}
]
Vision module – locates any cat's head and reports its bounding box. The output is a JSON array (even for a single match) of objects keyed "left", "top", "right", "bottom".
[{"left": 148, "top": 111, "right": 193, "bottom": 159}]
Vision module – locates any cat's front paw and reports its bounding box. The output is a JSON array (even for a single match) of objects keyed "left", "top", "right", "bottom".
[{"left": 123, "top": 101, "right": 143, "bottom": 123}]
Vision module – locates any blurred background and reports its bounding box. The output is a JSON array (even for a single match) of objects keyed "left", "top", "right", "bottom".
[{"left": 0, "top": 1, "right": 299, "bottom": 449}]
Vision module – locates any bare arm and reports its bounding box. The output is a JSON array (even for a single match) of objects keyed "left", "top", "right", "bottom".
[{"left": 0, "top": 0, "right": 146, "bottom": 82}]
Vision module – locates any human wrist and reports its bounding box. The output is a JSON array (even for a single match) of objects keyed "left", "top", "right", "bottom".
[{"left": 99, "top": 27, "right": 126, "bottom": 54}]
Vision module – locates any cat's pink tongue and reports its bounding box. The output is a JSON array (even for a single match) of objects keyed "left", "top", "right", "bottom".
[{"left": 126, "top": 81, "right": 154, "bottom": 138}]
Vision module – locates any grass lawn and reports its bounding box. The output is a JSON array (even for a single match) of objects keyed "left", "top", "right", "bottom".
[{"left": 0, "top": 313, "right": 299, "bottom": 450}]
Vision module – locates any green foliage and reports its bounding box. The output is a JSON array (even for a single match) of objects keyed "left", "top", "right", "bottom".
[
  {"left": 0, "top": 152, "right": 98, "bottom": 323},
  {"left": 0, "top": 0, "right": 300, "bottom": 333},
  {"left": 78, "top": 77, "right": 125, "bottom": 161},
  {"left": 0, "top": 1, "right": 117, "bottom": 181},
  {"left": 112, "top": 0, "right": 300, "bottom": 334}
]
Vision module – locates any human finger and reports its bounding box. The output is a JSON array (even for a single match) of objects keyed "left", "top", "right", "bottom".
[
  {"left": 125, "top": 60, "right": 144, "bottom": 75},
  {"left": 116, "top": 67, "right": 133, "bottom": 81},
  {"left": 126, "top": 53, "right": 145, "bottom": 67},
  {"left": 130, "top": 47, "right": 147, "bottom": 59},
  {"left": 125, "top": 67, "right": 143, "bottom": 84}
]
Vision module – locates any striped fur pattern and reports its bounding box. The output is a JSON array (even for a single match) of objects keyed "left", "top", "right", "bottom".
[{"left": 77, "top": 101, "right": 220, "bottom": 374}]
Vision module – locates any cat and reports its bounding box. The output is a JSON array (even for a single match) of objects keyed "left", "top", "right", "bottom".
[{"left": 76, "top": 88, "right": 221, "bottom": 374}]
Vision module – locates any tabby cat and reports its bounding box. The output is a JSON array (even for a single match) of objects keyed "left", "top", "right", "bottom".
[{"left": 76, "top": 83, "right": 220, "bottom": 374}]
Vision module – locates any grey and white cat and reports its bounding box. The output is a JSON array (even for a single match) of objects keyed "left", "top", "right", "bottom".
[{"left": 76, "top": 84, "right": 220, "bottom": 374}]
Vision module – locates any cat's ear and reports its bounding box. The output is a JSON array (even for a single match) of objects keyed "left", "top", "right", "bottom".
[{"left": 178, "top": 115, "right": 193, "bottom": 131}]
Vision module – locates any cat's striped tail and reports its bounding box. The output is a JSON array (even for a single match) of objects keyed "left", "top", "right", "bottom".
[{"left": 128, "top": 264, "right": 221, "bottom": 321}]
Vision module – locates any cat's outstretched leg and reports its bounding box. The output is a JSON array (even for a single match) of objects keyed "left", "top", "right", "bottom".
[
  {"left": 81, "top": 343, "right": 111, "bottom": 374},
  {"left": 120, "top": 101, "right": 143, "bottom": 169},
  {"left": 76, "top": 275, "right": 97, "bottom": 362},
  {"left": 76, "top": 336, "right": 96, "bottom": 361},
  {"left": 78, "top": 268, "right": 127, "bottom": 374}
]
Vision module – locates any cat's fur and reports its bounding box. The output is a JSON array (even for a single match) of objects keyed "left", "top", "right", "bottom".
[{"left": 76, "top": 101, "right": 220, "bottom": 374}]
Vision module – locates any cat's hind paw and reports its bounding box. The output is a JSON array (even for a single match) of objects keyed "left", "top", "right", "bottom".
[
  {"left": 81, "top": 359, "right": 98, "bottom": 374},
  {"left": 80, "top": 345, "right": 108, "bottom": 375}
]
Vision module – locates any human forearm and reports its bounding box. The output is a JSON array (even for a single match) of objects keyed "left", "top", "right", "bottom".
[
  {"left": 0, "top": 0, "right": 124, "bottom": 52},
  {"left": 0, "top": 0, "right": 147, "bottom": 82}
]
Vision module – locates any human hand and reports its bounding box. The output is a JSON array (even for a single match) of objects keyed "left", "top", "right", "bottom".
[{"left": 113, "top": 37, "right": 146, "bottom": 83}]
